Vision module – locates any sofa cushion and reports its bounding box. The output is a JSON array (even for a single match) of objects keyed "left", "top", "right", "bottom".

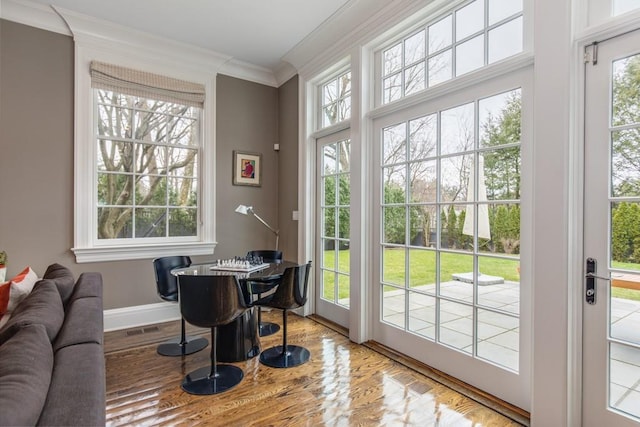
[
  {"left": 53, "top": 296, "right": 103, "bottom": 352},
  {"left": 37, "top": 343, "right": 106, "bottom": 427},
  {"left": 0, "top": 280, "right": 64, "bottom": 343},
  {"left": 43, "top": 263, "right": 76, "bottom": 307},
  {"left": 69, "top": 272, "right": 103, "bottom": 302},
  {"left": 0, "top": 323, "right": 54, "bottom": 427}
]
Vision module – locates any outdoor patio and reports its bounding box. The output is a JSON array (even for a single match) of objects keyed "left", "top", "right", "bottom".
[{"left": 381, "top": 279, "right": 640, "bottom": 418}]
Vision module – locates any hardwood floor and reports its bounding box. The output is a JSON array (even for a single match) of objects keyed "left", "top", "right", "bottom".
[{"left": 105, "top": 310, "right": 529, "bottom": 426}]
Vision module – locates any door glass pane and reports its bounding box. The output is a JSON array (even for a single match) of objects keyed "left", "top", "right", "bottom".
[
  {"left": 477, "top": 255, "right": 520, "bottom": 314},
  {"left": 441, "top": 103, "right": 474, "bottom": 155},
  {"left": 383, "top": 247, "right": 405, "bottom": 286},
  {"left": 337, "top": 273, "right": 350, "bottom": 308},
  {"left": 441, "top": 252, "right": 474, "bottom": 302},
  {"left": 440, "top": 156, "right": 472, "bottom": 202},
  {"left": 611, "top": 202, "right": 640, "bottom": 271},
  {"left": 611, "top": 129, "right": 640, "bottom": 197},
  {"left": 322, "top": 240, "right": 335, "bottom": 268},
  {"left": 409, "top": 161, "right": 436, "bottom": 203},
  {"left": 408, "top": 292, "right": 436, "bottom": 339},
  {"left": 383, "top": 285, "right": 406, "bottom": 328},
  {"left": 612, "top": 54, "right": 640, "bottom": 127},
  {"left": 322, "top": 270, "right": 335, "bottom": 300},
  {"left": 439, "top": 300, "right": 473, "bottom": 352},
  {"left": 477, "top": 309, "right": 519, "bottom": 371},
  {"left": 610, "top": 342, "right": 640, "bottom": 418},
  {"left": 410, "top": 205, "right": 437, "bottom": 246},
  {"left": 409, "top": 248, "right": 436, "bottom": 289},
  {"left": 409, "top": 114, "right": 437, "bottom": 161}
]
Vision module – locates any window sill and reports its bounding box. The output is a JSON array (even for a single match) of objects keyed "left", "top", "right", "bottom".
[{"left": 72, "top": 242, "right": 217, "bottom": 263}]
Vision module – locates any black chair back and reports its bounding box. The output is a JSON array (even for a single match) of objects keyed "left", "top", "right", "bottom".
[
  {"left": 153, "top": 256, "right": 191, "bottom": 302},
  {"left": 264, "top": 262, "right": 311, "bottom": 310},
  {"left": 178, "top": 275, "right": 249, "bottom": 328},
  {"left": 246, "top": 250, "right": 283, "bottom": 264}
]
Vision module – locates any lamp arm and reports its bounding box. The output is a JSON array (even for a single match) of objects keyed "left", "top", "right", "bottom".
[{"left": 250, "top": 211, "right": 279, "bottom": 236}]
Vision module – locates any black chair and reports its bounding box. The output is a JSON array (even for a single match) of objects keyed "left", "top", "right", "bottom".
[
  {"left": 246, "top": 250, "right": 283, "bottom": 337},
  {"left": 254, "top": 262, "right": 312, "bottom": 368},
  {"left": 152, "top": 256, "right": 208, "bottom": 357},
  {"left": 178, "top": 274, "right": 250, "bottom": 395}
]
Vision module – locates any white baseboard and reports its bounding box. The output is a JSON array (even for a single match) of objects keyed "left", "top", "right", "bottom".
[{"left": 103, "top": 302, "right": 180, "bottom": 332}]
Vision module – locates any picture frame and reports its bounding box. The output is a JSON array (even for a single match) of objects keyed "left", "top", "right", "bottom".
[{"left": 233, "top": 150, "right": 262, "bottom": 187}]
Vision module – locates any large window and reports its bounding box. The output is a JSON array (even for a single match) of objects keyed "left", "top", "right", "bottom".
[
  {"left": 96, "top": 90, "right": 200, "bottom": 240},
  {"left": 73, "top": 57, "right": 215, "bottom": 263},
  {"left": 380, "top": 0, "right": 523, "bottom": 105}
]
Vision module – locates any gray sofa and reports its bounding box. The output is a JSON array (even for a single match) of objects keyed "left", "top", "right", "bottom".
[{"left": 0, "top": 264, "right": 105, "bottom": 426}]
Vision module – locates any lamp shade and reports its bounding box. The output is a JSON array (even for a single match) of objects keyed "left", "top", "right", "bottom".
[{"left": 235, "top": 204, "right": 252, "bottom": 215}]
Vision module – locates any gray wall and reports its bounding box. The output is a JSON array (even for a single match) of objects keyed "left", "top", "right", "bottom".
[
  {"left": 0, "top": 20, "right": 298, "bottom": 310},
  {"left": 277, "top": 76, "right": 299, "bottom": 261}
]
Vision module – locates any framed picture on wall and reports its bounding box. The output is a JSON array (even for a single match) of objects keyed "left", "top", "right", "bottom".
[{"left": 233, "top": 150, "right": 262, "bottom": 186}]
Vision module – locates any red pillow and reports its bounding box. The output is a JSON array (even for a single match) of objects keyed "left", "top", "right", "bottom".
[
  {"left": 4, "top": 267, "right": 39, "bottom": 313},
  {"left": 0, "top": 281, "right": 9, "bottom": 316}
]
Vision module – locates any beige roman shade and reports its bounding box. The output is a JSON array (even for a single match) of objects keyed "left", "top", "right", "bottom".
[{"left": 90, "top": 61, "right": 205, "bottom": 108}]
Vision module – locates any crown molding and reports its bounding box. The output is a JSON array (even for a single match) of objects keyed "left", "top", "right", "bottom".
[
  {"left": 56, "top": 6, "right": 230, "bottom": 73},
  {"left": 0, "top": 0, "right": 70, "bottom": 35},
  {"left": 220, "top": 58, "right": 278, "bottom": 87},
  {"left": 274, "top": 61, "right": 299, "bottom": 87},
  {"left": 0, "top": 0, "right": 279, "bottom": 87},
  {"left": 283, "top": 0, "right": 430, "bottom": 79}
]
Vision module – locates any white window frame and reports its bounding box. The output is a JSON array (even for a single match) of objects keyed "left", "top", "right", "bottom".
[
  {"left": 374, "top": 0, "right": 526, "bottom": 108},
  {"left": 68, "top": 21, "right": 221, "bottom": 263}
]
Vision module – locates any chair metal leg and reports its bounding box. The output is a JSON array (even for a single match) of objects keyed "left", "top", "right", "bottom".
[
  {"left": 259, "top": 310, "right": 310, "bottom": 368},
  {"left": 182, "top": 327, "right": 244, "bottom": 395},
  {"left": 157, "top": 317, "right": 209, "bottom": 357},
  {"left": 256, "top": 292, "right": 280, "bottom": 337}
]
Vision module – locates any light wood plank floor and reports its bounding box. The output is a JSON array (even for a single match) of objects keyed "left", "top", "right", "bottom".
[{"left": 105, "top": 310, "right": 529, "bottom": 426}]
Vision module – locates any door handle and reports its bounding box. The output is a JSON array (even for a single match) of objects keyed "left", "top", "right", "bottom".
[{"left": 585, "top": 257, "right": 610, "bottom": 305}]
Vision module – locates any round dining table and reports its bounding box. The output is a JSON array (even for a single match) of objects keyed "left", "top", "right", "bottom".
[{"left": 171, "top": 260, "right": 297, "bottom": 362}]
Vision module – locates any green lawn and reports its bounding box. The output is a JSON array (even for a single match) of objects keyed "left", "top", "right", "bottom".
[
  {"left": 321, "top": 248, "right": 520, "bottom": 299},
  {"left": 321, "top": 250, "right": 640, "bottom": 302}
]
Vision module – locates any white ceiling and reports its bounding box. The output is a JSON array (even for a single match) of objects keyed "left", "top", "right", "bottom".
[{"left": 23, "top": 0, "right": 356, "bottom": 71}]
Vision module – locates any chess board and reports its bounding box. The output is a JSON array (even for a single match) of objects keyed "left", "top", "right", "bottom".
[{"left": 209, "top": 262, "right": 270, "bottom": 273}]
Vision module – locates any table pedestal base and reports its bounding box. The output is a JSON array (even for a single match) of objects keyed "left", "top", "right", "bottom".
[{"left": 216, "top": 308, "right": 260, "bottom": 362}]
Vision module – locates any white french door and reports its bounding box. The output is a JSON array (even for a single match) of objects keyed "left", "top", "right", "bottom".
[
  {"left": 371, "top": 69, "right": 531, "bottom": 410},
  {"left": 315, "top": 130, "right": 351, "bottom": 328},
  {"left": 583, "top": 29, "right": 640, "bottom": 425}
]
